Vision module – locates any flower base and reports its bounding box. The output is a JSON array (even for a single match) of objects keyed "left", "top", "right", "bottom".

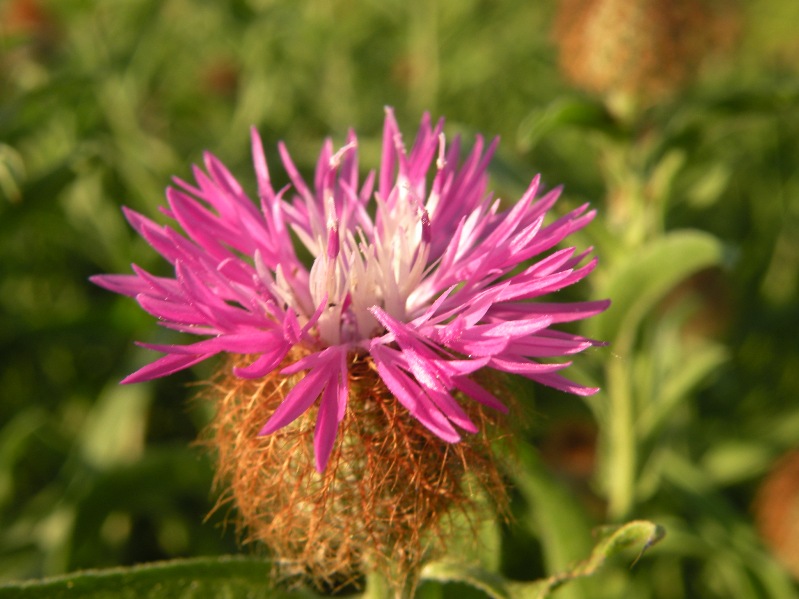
[{"left": 205, "top": 350, "right": 508, "bottom": 591}]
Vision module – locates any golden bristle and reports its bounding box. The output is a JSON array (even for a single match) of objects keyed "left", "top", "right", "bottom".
[{"left": 203, "top": 349, "right": 508, "bottom": 591}]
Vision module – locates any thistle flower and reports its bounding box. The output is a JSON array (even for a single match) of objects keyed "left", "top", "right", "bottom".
[{"left": 92, "top": 109, "right": 607, "bottom": 585}]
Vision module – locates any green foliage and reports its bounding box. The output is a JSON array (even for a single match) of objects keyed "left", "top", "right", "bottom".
[
  {"left": 2, "top": 0, "right": 799, "bottom": 597},
  {"left": 0, "top": 523, "right": 662, "bottom": 599},
  {"left": 587, "top": 230, "right": 726, "bottom": 344},
  {"left": 0, "top": 556, "right": 316, "bottom": 599}
]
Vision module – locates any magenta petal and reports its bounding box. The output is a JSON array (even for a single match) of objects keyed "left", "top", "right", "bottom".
[
  {"left": 250, "top": 127, "right": 272, "bottom": 200},
  {"left": 497, "top": 270, "right": 576, "bottom": 302},
  {"left": 453, "top": 376, "right": 508, "bottom": 412},
  {"left": 489, "top": 356, "right": 570, "bottom": 375},
  {"left": 404, "top": 347, "right": 449, "bottom": 393},
  {"left": 90, "top": 273, "right": 149, "bottom": 297},
  {"left": 371, "top": 344, "right": 460, "bottom": 442},
  {"left": 379, "top": 108, "right": 401, "bottom": 202},
  {"left": 336, "top": 349, "right": 349, "bottom": 421},
  {"left": 489, "top": 299, "right": 611, "bottom": 324},
  {"left": 258, "top": 362, "right": 329, "bottom": 435},
  {"left": 278, "top": 141, "right": 313, "bottom": 204},
  {"left": 480, "top": 317, "right": 554, "bottom": 339},
  {"left": 446, "top": 334, "right": 511, "bottom": 357},
  {"left": 525, "top": 371, "right": 600, "bottom": 396},
  {"left": 435, "top": 356, "right": 491, "bottom": 377},
  {"left": 506, "top": 331, "right": 596, "bottom": 358},
  {"left": 258, "top": 346, "right": 347, "bottom": 436},
  {"left": 121, "top": 352, "right": 213, "bottom": 384},
  {"left": 93, "top": 110, "right": 610, "bottom": 473},
  {"left": 131, "top": 265, "right": 183, "bottom": 297},
  {"left": 280, "top": 345, "right": 337, "bottom": 375},
  {"left": 141, "top": 331, "right": 281, "bottom": 355},
  {"left": 136, "top": 294, "right": 205, "bottom": 325},
  {"left": 314, "top": 377, "right": 344, "bottom": 472},
  {"left": 425, "top": 387, "right": 478, "bottom": 433},
  {"left": 232, "top": 345, "right": 290, "bottom": 379},
  {"left": 411, "top": 285, "right": 457, "bottom": 326}
]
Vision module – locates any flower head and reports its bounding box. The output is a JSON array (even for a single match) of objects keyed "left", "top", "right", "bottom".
[
  {"left": 92, "top": 109, "right": 607, "bottom": 473},
  {"left": 93, "top": 109, "right": 608, "bottom": 585}
]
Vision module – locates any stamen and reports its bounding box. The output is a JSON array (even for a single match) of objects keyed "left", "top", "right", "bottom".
[
  {"left": 420, "top": 207, "right": 431, "bottom": 244},
  {"left": 393, "top": 132, "right": 406, "bottom": 155},
  {"left": 329, "top": 142, "right": 357, "bottom": 169},
  {"left": 437, "top": 132, "right": 447, "bottom": 170},
  {"left": 326, "top": 226, "right": 339, "bottom": 260},
  {"left": 325, "top": 193, "right": 339, "bottom": 259}
]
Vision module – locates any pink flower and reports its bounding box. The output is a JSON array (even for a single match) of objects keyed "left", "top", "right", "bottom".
[{"left": 92, "top": 109, "right": 608, "bottom": 472}]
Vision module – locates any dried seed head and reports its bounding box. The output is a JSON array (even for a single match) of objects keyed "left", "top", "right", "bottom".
[
  {"left": 754, "top": 450, "right": 799, "bottom": 580},
  {"left": 554, "top": 0, "right": 739, "bottom": 109},
  {"left": 205, "top": 349, "right": 508, "bottom": 590}
]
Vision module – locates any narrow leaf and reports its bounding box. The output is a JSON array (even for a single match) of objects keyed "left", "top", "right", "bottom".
[
  {"left": 0, "top": 556, "right": 321, "bottom": 599},
  {"left": 518, "top": 520, "right": 665, "bottom": 599},
  {"left": 587, "top": 230, "right": 725, "bottom": 343},
  {"left": 421, "top": 562, "right": 511, "bottom": 599}
]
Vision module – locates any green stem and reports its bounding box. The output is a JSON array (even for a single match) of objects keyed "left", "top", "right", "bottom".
[
  {"left": 605, "top": 346, "right": 636, "bottom": 521},
  {"left": 365, "top": 569, "right": 417, "bottom": 599}
]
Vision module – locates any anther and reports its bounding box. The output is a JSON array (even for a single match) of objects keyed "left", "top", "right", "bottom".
[{"left": 436, "top": 132, "right": 447, "bottom": 170}]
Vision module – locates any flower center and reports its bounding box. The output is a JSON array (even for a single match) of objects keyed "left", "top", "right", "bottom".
[{"left": 311, "top": 176, "right": 432, "bottom": 347}]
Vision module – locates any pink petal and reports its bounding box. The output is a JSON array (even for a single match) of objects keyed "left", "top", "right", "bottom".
[
  {"left": 233, "top": 345, "right": 289, "bottom": 378},
  {"left": 370, "top": 344, "right": 460, "bottom": 443},
  {"left": 524, "top": 371, "right": 600, "bottom": 396},
  {"left": 489, "top": 356, "right": 571, "bottom": 376},
  {"left": 258, "top": 361, "right": 329, "bottom": 435},
  {"left": 121, "top": 352, "right": 213, "bottom": 384},
  {"left": 314, "top": 375, "right": 346, "bottom": 472},
  {"left": 452, "top": 376, "right": 508, "bottom": 412},
  {"left": 90, "top": 273, "right": 149, "bottom": 297}
]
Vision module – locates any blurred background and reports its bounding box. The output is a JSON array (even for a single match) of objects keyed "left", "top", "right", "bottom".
[{"left": 1, "top": 0, "right": 798, "bottom": 597}]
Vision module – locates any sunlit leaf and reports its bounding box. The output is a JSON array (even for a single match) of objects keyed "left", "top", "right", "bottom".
[
  {"left": 587, "top": 230, "right": 726, "bottom": 344},
  {"left": 79, "top": 384, "right": 152, "bottom": 470},
  {"left": 517, "top": 98, "right": 617, "bottom": 152},
  {"left": 637, "top": 341, "right": 729, "bottom": 439},
  {"left": 520, "top": 520, "right": 664, "bottom": 599},
  {"left": 0, "top": 556, "right": 319, "bottom": 599},
  {"left": 506, "top": 442, "right": 593, "bottom": 573},
  {"left": 421, "top": 562, "right": 511, "bottom": 599},
  {"left": 421, "top": 521, "right": 664, "bottom": 599}
]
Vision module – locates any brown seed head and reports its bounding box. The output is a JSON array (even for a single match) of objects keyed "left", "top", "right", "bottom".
[
  {"left": 754, "top": 449, "right": 799, "bottom": 580},
  {"left": 204, "top": 349, "right": 508, "bottom": 591},
  {"left": 554, "top": 0, "right": 737, "bottom": 107}
]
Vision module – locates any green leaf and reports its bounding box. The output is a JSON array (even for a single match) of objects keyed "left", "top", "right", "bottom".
[
  {"left": 440, "top": 482, "right": 503, "bottom": 572},
  {"left": 587, "top": 230, "right": 726, "bottom": 344},
  {"left": 0, "top": 556, "right": 320, "bottom": 599},
  {"left": 700, "top": 441, "right": 775, "bottom": 486},
  {"left": 637, "top": 341, "right": 729, "bottom": 439},
  {"left": 0, "top": 409, "right": 47, "bottom": 510},
  {"left": 0, "top": 144, "right": 25, "bottom": 204},
  {"left": 517, "top": 98, "right": 617, "bottom": 151},
  {"left": 421, "top": 521, "right": 664, "bottom": 599},
  {"left": 79, "top": 383, "right": 152, "bottom": 470},
  {"left": 507, "top": 443, "right": 593, "bottom": 573},
  {"left": 518, "top": 520, "right": 665, "bottom": 599},
  {"left": 421, "top": 562, "right": 511, "bottom": 599},
  {"left": 685, "top": 162, "right": 732, "bottom": 208},
  {"left": 421, "top": 438, "right": 600, "bottom": 599}
]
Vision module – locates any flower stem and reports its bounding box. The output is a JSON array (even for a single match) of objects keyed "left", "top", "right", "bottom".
[
  {"left": 365, "top": 569, "right": 417, "bottom": 599},
  {"left": 606, "top": 354, "right": 636, "bottom": 521}
]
